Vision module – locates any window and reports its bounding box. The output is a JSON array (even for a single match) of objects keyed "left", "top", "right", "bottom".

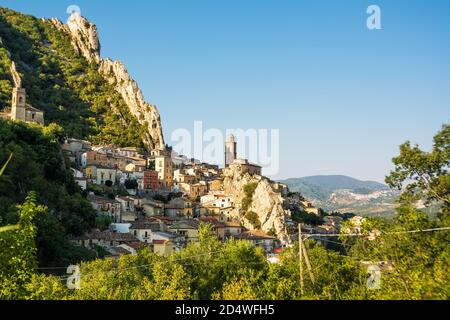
[
  {"left": 19, "top": 97, "right": 23, "bottom": 103},
  {"left": 31, "top": 113, "right": 35, "bottom": 119}
]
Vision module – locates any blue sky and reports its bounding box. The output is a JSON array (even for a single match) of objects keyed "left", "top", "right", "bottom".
[{"left": 1, "top": 0, "right": 449, "bottom": 182}]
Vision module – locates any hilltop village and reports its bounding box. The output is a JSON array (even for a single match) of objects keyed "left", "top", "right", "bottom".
[
  {"left": 0, "top": 12, "right": 368, "bottom": 263},
  {"left": 1, "top": 69, "right": 364, "bottom": 262},
  {"left": 61, "top": 133, "right": 365, "bottom": 260}
]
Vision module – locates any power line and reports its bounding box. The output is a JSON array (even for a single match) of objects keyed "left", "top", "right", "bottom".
[
  {"left": 37, "top": 227, "right": 450, "bottom": 274},
  {"left": 54, "top": 250, "right": 224, "bottom": 280},
  {"left": 302, "top": 226, "right": 450, "bottom": 238}
]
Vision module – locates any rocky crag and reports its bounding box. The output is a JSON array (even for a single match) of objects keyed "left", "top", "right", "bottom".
[
  {"left": 50, "top": 13, "right": 164, "bottom": 150},
  {"left": 222, "top": 163, "right": 292, "bottom": 244}
]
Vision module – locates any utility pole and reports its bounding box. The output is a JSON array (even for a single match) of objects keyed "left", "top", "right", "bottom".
[
  {"left": 302, "top": 236, "right": 316, "bottom": 284},
  {"left": 298, "top": 223, "right": 304, "bottom": 295}
]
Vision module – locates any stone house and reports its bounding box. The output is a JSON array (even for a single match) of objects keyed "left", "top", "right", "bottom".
[
  {"left": 168, "top": 220, "right": 199, "bottom": 243},
  {"left": 129, "top": 220, "right": 161, "bottom": 243},
  {"left": 72, "top": 231, "right": 138, "bottom": 250},
  {"left": 153, "top": 240, "right": 174, "bottom": 256},
  {"left": 89, "top": 196, "right": 122, "bottom": 223},
  {"left": 233, "top": 230, "right": 279, "bottom": 253},
  {"left": 96, "top": 166, "right": 117, "bottom": 185}
]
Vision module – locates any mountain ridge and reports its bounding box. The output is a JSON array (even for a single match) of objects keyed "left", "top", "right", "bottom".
[
  {"left": 280, "top": 175, "right": 398, "bottom": 216},
  {"left": 283, "top": 175, "right": 387, "bottom": 191}
]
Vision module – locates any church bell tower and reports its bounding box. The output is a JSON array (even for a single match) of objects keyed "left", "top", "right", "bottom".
[{"left": 11, "top": 87, "right": 26, "bottom": 121}]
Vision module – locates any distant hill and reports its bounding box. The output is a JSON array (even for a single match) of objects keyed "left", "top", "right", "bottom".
[
  {"left": 282, "top": 175, "right": 388, "bottom": 200},
  {"left": 281, "top": 175, "right": 398, "bottom": 217},
  {"left": 299, "top": 175, "right": 387, "bottom": 191}
]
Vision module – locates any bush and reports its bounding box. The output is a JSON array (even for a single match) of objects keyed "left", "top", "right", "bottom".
[
  {"left": 245, "top": 211, "right": 261, "bottom": 229},
  {"left": 242, "top": 182, "right": 258, "bottom": 212},
  {"left": 125, "top": 179, "right": 138, "bottom": 190}
]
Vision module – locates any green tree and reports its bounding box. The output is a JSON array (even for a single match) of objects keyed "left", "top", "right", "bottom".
[
  {"left": 95, "top": 215, "right": 113, "bottom": 231},
  {"left": 125, "top": 179, "right": 138, "bottom": 190},
  {"left": 0, "top": 192, "right": 43, "bottom": 299},
  {"left": 0, "top": 121, "right": 96, "bottom": 267},
  {"left": 385, "top": 123, "right": 449, "bottom": 223}
]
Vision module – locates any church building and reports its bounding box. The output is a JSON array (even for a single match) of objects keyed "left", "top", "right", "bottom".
[
  {"left": 0, "top": 62, "right": 44, "bottom": 125},
  {"left": 10, "top": 86, "right": 44, "bottom": 125}
]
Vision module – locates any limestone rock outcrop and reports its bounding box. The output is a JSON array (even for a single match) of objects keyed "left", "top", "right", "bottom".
[
  {"left": 49, "top": 13, "right": 165, "bottom": 150},
  {"left": 10, "top": 62, "right": 21, "bottom": 88},
  {"left": 98, "top": 59, "right": 165, "bottom": 150},
  {"left": 66, "top": 13, "right": 100, "bottom": 64},
  {"left": 223, "top": 164, "right": 292, "bottom": 245}
]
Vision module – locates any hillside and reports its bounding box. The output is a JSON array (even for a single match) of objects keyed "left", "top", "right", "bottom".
[
  {"left": 0, "top": 8, "right": 167, "bottom": 266},
  {"left": 0, "top": 8, "right": 164, "bottom": 150},
  {"left": 281, "top": 175, "right": 399, "bottom": 216},
  {"left": 0, "top": 121, "right": 97, "bottom": 267}
]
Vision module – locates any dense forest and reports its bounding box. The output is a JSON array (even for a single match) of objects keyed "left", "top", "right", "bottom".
[
  {"left": 0, "top": 121, "right": 97, "bottom": 268},
  {"left": 0, "top": 7, "right": 146, "bottom": 147}
]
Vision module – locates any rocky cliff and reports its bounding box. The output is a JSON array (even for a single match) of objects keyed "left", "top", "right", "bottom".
[
  {"left": 99, "top": 59, "right": 164, "bottom": 151},
  {"left": 222, "top": 164, "right": 291, "bottom": 244},
  {"left": 50, "top": 13, "right": 164, "bottom": 150}
]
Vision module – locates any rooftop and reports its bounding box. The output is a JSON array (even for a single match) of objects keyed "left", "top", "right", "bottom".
[
  {"left": 153, "top": 239, "right": 172, "bottom": 245},
  {"left": 233, "top": 230, "right": 277, "bottom": 241},
  {"left": 73, "top": 231, "right": 137, "bottom": 242},
  {"left": 169, "top": 220, "right": 199, "bottom": 230},
  {"left": 130, "top": 220, "right": 160, "bottom": 230}
]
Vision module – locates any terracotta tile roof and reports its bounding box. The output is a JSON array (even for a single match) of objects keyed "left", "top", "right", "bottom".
[
  {"left": 89, "top": 196, "right": 120, "bottom": 204},
  {"left": 199, "top": 216, "right": 218, "bottom": 223},
  {"left": 127, "top": 242, "right": 144, "bottom": 250},
  {"left": 25, "top": 104, "right": 43, "bottom": 112},
  {"left": 274, "top": 248, "right": 284, "bottom": 254},
  {"left": 210, "top": 221, "right": 225, "bottom": 228},
  {"left": 114, "top": 246, "right": 132, "bottom": 255},
  {"left": 169, "top": 220, "right": 199, "bottom": 230},
  {"left": 73, "top": 231, "right": 137, "bottom": 242},
  {"left": 153, "top": 239, "right": 172, "bottom": 245},
  {"left": 224, "top": 221, "right": 242, "bottom": 228},
  {"left": 151, "top": 215, "right": 176, "bottom": 222},
  {"left": 130, "top": 220, "right": 160, "bottom": 230},
  {"left": 233, "top": 230, "right": 277, "bottom": 241}
]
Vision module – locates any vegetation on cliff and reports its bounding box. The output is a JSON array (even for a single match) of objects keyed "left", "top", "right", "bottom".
[
  {"left": 0, "top": 8, "right": 147, "bottom": 148},
  {"left": 242, "top": 182, "right": 261, "bottom": 229}
]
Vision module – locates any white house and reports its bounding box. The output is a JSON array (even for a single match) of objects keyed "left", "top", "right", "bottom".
[{"left": 129, "top": 220, "right": 161, "bottom": 243}]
